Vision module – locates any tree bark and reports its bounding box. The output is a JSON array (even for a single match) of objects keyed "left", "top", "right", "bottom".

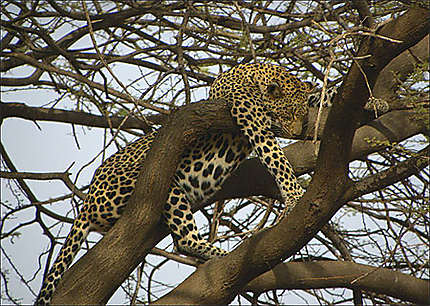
[
  {"left": 51, "top": 100, "right": 242, "bottom": 304},
  {"left": 245, "top": 261, "right": 430, "bottom": 304}
]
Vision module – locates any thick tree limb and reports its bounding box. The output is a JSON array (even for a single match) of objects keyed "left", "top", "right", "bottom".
[
  {"left": 51, "top": 99, "right": 241, "bottom": 304},
  {"left": 351, "top": 0, "right": 374, "bottom": 28},
  {"left": 373, "top": 35, "right": 429, "bottom": 100},
  {"left": 154, "top": 132, "right": 427, "bottom": 305},
  {"left": 245, "top": 261, "right": 430, "bottom": 304}
]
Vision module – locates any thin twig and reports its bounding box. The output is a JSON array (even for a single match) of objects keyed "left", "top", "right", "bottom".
[
  {"left": 81, "top": 1, "right": 166, "bottom": 120},
  {"left": 130, "top": 262, "right": 144, "bottom": 305}
]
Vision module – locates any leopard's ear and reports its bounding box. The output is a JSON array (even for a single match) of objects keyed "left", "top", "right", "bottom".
[{"left": 267, "top": 82, "right": 283, "bottom": 98}]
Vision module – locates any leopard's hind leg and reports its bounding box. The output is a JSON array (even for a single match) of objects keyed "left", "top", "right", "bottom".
[{"left": 163, "top": 185, "right": 226, "bottom": 260}]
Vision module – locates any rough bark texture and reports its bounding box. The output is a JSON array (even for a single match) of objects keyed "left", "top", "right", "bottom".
[
  {"left": 373, "top": 35, "right": 429, "bottom": 100},
  {"left": 51, "top": 100, "right": 241, "bottom": 304}
]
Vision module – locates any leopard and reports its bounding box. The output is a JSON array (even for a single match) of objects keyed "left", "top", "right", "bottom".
[{"left": 36, "top": 63, "right": 323, "bottom": 305}]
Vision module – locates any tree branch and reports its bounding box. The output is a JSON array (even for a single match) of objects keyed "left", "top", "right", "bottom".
[
  {"left": 0, "top": 171, "right": 86, "bottom": 200},
  {"left": 373, "top": 35, "right": 429, "bottom": 100},
  {"left": 0, "top": 2, "right": 186, "bottom": 72},
  {"left": 345, "top": 145, "right": 428, "bottom": 201},
  {"left": 0, "top": 102, "right": 163, "bottom": 132},
  {"left": 245, "top": 261, "right": 430, "bottom": 304},
  {"left": 51, "top": 99, "right": 241, "bottom": 304}
]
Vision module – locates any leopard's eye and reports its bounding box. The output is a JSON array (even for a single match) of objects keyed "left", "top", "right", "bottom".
[{"left": 267, "top": 83, "right": 283, "bottom": 98}]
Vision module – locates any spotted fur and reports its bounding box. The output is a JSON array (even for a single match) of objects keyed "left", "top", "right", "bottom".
[{"left": 36, "top": 63, "right": 317, "bottom": 304}]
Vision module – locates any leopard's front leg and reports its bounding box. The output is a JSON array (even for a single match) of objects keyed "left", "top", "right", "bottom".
[{"left": 230, "top": 90, "right": 304, "bottom": 214}]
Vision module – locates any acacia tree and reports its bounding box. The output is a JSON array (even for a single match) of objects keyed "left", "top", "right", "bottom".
[{"left": 1, "top": 1, "right": 429, "bottom": 305}]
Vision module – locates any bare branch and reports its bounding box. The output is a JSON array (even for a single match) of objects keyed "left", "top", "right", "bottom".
[
  {"left": 245, "top": 261, "right": 430, "bottom": 304},
  {"left": 0, "top": 102, "right": 164, "bottom": 131},
  {"left": 0, "top": 171, "right": 86, "bottom": 200}
]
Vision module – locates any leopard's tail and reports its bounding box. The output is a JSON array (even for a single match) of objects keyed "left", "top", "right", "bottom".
[{"left": 35, "top": 215, "right": 90, "bottom": 305}]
